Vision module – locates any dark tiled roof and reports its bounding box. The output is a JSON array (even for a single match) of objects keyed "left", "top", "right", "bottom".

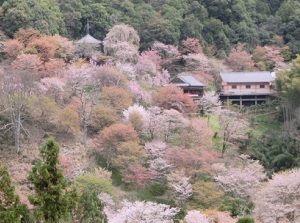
[
  {"left": 76, "top": 34, "right": 101, "bottom": 44},
  {"left": 220, "top": 71, "right": 275, "bottom": 83},
  {"left": 171, "top": 74, "right": 205, "bottom": 87}
]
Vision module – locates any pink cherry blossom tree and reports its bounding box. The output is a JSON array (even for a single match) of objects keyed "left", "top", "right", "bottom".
[
  {"left": 122, "top": 164, "right": 152, "bottom": 190},
  {"left": 167, "top": 170, "right": 193, "bottom": 207},
  {"left": 149, "top": 157, "right": 172, "bottom": 182},
  {"left": 152, "top": 41, "right": 180, "bottom": 73},
  {"left": 142, "top": 106, "right": 162, "bottom": 140},
  {"left": 103, "top": 24, "right": 140, "bottom": 63},
  {"left": 134, "top": 50, "right": 170, "bottom": 86},
  {"left": 200, "top": 91, "right": 221, "bottom": 119},
  {"left": 109, "top": 200, "right": 179, "bottom": 223},
  {"left": 253, "top": 169, "right": 300, "bottom": 223},
  {"left": 184, "top": 210, "right": 212, "bottom": 223},
  {"left": 126, "top": 80, "right": 152, "bottom": 104},
  {"left": 214, "top": 155, "right": 266, "bottom": 200},
  {"left": 218, "top": 110, "right": 249, "bottom": 157},
  {"left": 144, "top": 141, "right": 167, "bottom": 158},
  {"left": 123, "top": 104, "right": 148, "bottom": 133},
  {"left": 156, "top": 109, "right": 189, "bottom": 141},
  {"left": 39, "top": 77, "right": 66, "bottom": 104},
  {"left": 142, "top": 107, "right": 189, "bottom": 141},
  {"left": 183, "top": 53, "right": 212, "bottom": 72},
  {"left": 164, "top": 147, "right": 201, "bottom": 176},
  {"left": 98, "top": 192, "right": 116, "bottom": 220},
  {"left": 225, "top": 44, "right": 255, "bottom": 71},
  {"left": 152, "top": 41, "right": 179, "bottom": 60},
  {"left": 116, "top": 62, "right": 136, "bottom": 80},
  {"left": 181, "top": 38, "right": 203, "bottom": 55},
  {"left": 65, "top": 64, "right": 99, "bottom": 144}
]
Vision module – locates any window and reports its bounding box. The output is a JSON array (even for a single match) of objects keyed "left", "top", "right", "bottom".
[
  {"left": 246, "top": 85, "right": 251, "bottom": 89},
  {"left": 259, "top": 85, "right": 265, "bottom": 89},
  {"left": 231, "top": 85, "right": 237, "bottom": 89}
]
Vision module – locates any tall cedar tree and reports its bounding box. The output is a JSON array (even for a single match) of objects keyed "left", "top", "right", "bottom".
[
  {"left": 28, "top": 137, "right": 77, "bottom": 222},
  {"left": 0, "top": 163, "right": 29, "bottom": 223}
]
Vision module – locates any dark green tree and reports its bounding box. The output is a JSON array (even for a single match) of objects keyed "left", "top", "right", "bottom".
[
  {"left": 277, "top": 0, "right": 300, "bottom": 56},
  {"left": 0, "top": 163, "right": 30, "bottom": 223},
  {"left": 135, "top": 4, "right": 180, "bottom": 50},
  {"left": 248, "top": 132, "right": 299, "bottom": 176},
  {"left": 57, "top": 0, "right": 84, "bottom": 39},
  {"left": 180, "top": 14, "right": 204, "bottom": 40},
  {"left": 28, "top": 137, "right": 77, "bottom": 223},
  {"left": 75, "top": 189, "right": 107, "bottom": 223},
  {"left": 2, "top": 0, "right": 66, "bottom": 37},
  {"left": 81, "top": 3, "right": 114, "bottom": 40},
  {"left": 276, "top": 55, "right": 300, "bottom": 111}
]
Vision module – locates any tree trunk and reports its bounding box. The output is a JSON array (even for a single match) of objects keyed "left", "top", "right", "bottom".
[
  {"left": 83, "top": 120, "right": 87, "bottom": 145},
  {"left": 14, "top": 113, "right": 21, "bottom": 153},
  {"left": 221, "top": 142, "right": 226, "bottom": 158}
]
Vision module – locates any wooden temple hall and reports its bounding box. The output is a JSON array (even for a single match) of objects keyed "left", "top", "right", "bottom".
[{"left": 218, "top": 71, "right": 276, "bottom": 109}]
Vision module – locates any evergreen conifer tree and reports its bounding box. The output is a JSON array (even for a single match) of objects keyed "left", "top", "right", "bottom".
[
  {"left": 76, "top": 189, "right": 107, "bottom": 223},
  {"left": 28, "top": 137, "right": 77, "bottom": 222},
  {"left": 0, "top": 163, "right": 29, "bottom": 223}
]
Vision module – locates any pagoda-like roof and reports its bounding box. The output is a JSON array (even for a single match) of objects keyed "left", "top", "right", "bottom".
[{"left": 76, "top": 34, "right": 101, "bottom": 44}]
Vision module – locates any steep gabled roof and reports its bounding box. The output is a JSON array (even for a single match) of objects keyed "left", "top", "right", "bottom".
[
  {"left": 76, "top": 34, "right": 101, "bottom": 44},
  {"left": 170, "top": 74, "right": 205, "bottom": 87},
  {"left": 220, "top": 71, "right": 275, "bottom": 83}
]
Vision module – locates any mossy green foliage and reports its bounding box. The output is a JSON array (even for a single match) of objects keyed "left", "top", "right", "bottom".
[
  {"left": 208, "top": 115, "right": 222, "bottom": 151},
  {"left": 220, "top": 197, "right": 253, "bottom": 217},
  {"left": 237, "top": 216, "right": 255, "bottom": 223},
  {"left": 136, "top": 183, "right": 168, "bottom": 202},
  {"left": 74, "top": 173, "right": 115, "bottom": 198},
  {"left": 0, "top": 163, "right": 30, "bottom": 223},
  {"left": 127, "top": 182, "right": 174, "bottom": 206},
  {"left": 187, "top": 180, "right": 225, "bottom": 210},
  {"left": 247, "top": 113, "right": 281, "bottom": 138},
  {"left": 75, "top": 189, "right": 107, "bottom": 223},
  {"left": 28, "top": 137, "right": 77, "bottom": 223}
]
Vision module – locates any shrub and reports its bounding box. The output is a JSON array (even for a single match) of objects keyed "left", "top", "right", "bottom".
[
  {"left": 74, "top": 173, "right": 115, "bottom": 198},
  {"left": 237, "top": 216, "right": 255, "bottom": 223}
]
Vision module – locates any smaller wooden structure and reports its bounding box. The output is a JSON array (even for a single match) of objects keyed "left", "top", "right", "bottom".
[{"left": 169, "top": 74, "right": 205, "bottom": 103}]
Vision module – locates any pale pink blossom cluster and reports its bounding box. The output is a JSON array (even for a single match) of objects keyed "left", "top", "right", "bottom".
[
  {"left": 183, "top": 53, "right": 212, "bottom": 72},
  {"left": 144, "top": 141, "right": 167, "bottom": 158},
  {"left": 253, "top": 169, "right": 300, "bottom": 223},
  {"left": 152, "top": 41, "right": 179, "bottom": 59},
  {"left": 135, "top": 50, "right": 170, "bottom": 86},
  {"left": 142, "top": 108, "right": 189, "bottom": 141},
  {"left": 215, "top": 155, "right": 266, "bottom": 199},
  {"left": 127, "top": 80, "right": 152, "bottom": 103},
  {"left": 171, "top": 176, "right": 192, "bottom": 206},
  {"left": 108, "top": 200, "right": 179, "bottom": 223},
  {"left": 148, "top": 157, "right": 172, "bottom": 181},
  {"left": 123, "top": 104, "right": 148, "bottom": 126},
  {"left": 184, "top": 210, "right": 212, "bottom": 223}
]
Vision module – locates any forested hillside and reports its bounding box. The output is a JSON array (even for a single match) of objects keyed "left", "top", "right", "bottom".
[
  {"left": 0, "top": 0, "right": 300, "bottom": 223},
  {"left": 0, "top": 0, "right": 300, "bottom": 57}
]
